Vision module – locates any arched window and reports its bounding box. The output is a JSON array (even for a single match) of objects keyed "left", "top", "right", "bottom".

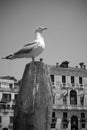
[
  {"left": 2, "top": 128, "right": 8, "bottom": 130},
  {"left": 70, "top": 90, "right": 77, "bottom": 105},
  {"left": 71, "top": 116, "right": 78, "bottom": 130}
]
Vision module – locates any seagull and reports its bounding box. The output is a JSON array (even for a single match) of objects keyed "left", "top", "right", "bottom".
[{"left": 2, "top": 26, "right": 47, "bottom": 62}]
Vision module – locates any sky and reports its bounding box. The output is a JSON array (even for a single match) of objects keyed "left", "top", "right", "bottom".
[{"left": 0, "top": 0, "right": 87, "bottom": 80}]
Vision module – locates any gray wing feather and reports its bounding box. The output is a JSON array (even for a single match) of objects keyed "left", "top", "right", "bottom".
[
  {"left": 14, "top": 42, "right": 37, "bottom": 55},
  {"left": 2, "top": 41, "right": 38, "bottom": 59},
  {"left": 24, "top": 41, "right": 37, "bottom": 47},
  {"left": 14, "top": 48, "right": 33, "bottom": 55}
]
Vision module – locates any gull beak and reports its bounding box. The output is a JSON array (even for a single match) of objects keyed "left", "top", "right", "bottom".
[{"left": 37, "top": 26, "right": 47, "bottom": 31}]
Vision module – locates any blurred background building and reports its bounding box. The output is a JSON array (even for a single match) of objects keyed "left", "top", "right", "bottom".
[
  {"left": 0, "top": 76, "right": 19, "bottom": 130},
  {"left": 50, "top": 61, "right": 87, "bottom": 130},
  {"left": 0, "top": 61, "right": 87, "bottom": 130}
]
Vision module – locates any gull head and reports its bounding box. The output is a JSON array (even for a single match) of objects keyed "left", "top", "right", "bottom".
[{"left": 35, "top": 26, "right": 47, "bottom": 33}]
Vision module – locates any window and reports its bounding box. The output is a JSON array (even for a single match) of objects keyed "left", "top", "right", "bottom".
[
  {"left": 63, "top": 112, "right": 67, "bottom": 118},
  {"left": 50, "top": 75, "right": 54, "bottom": 83},
  {"left": 0, "top": 105, "right": 1, "bottom": 109},
  {"left": 11, "top": 105, "right": 15, "bottom": 110},
  {"left": 2, "top": 93, "right": 11, "bottom": 101},
  {"left": 63, "top": 96, "right": 67, "bottom": 105},
  {"left": 9, "top": 84, "right": 13, "bottom": 89},
  {"left": 51, "top": 112, "right": 56, "bottom": 128},
  {"left": 79, "top": 77, "right": 82, "bottom": 84},
  {"left": 82, "top": 123, "right": 85, "bottom": 128},
  {"left": 81, "top": 113, "right": 85, "bottom": 128},
  {"left": 79, "top": 77, "right": 83, "bottom": 87},
  {"left": 2, "top": 128, "right": 9, "bottom": 130},
  {"left": 6, "top": 104, "right": 10, "bottom": 109},
  {"left": 2, "top": 104, "right": 6, "bottom": 109},
  {"left": 70, "top": 90, "right": 77, "bottom": 105},
  {"left": 63, "top": 123, "right": 68, "bottom": 128},
  {"left": 52, "top": 112, "right": 55, "bottom": 118},
  {"left": 62, "top": 75, "right": 66, "bottom": 83},
  {"left": 53, "top": 95, "right": 55, "bottom": 104},
  {"left": 71, "top": 76, "right": 74, "bottom": 86},
  {"left": 10, "top": 116, "right": 13, "bottom": 123},
  {"left": 81, "top": 113, "right": 85, "bottom": 118},
  {"left": 71, "top": 116, "right": 78, "bottom": 129},
  {"left": 62, "top": 112, "right": 68, "bottom": 128},
  {"left": 14, "top": 94, "right": 18, "bottom": 100},
  {"left": 0, "top": 116, "right": 2, "bottom": 123},
  {"left": 80, "top": 95, "right": 84, "bottom": 106}
]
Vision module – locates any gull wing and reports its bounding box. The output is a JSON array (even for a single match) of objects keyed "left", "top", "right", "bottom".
[
  {"left": 14, "top": 42, "right": 37, "bottom": 56},
  {"left": 2, "top": 41, "right": 38, "bottom": 59},
  {"left": 24, "top": 41, "right": 37, "bottom": 48},
  {"left": 3, "top": 47, "right": 33, "bottom": 60},
  {"left": 14, "top": 47, "right": 32, "bottom": 56}
]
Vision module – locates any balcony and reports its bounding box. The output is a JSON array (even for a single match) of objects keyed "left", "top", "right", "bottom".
[
  {"left": 2, "top": 109, "right": 9, "bottom": 114},
  {"left": 53, "top": 104, "right": 87, "bottom": 110},
  {"left": 54, "top": 82, "right": 85, "bottom": 89},
  {"left": 0, "top": 102, "right": 15, "bottom": 114},
  {"left": 1, "top": 98, "right": 11, "bottom": 103},
  {"left": 0, "top": 86, "right": 19, "bottom": 93}
]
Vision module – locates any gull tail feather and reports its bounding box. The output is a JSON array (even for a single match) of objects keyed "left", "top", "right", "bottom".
[{"left": 2, "top": 54, "right": 13, "bottom": 60}]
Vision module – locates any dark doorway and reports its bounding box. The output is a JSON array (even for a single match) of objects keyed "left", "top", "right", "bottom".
[
  {"left": 2, "top": 128, "right": 8, "bottom": 130},
  {"left": 71, "top": 116, "right": 78, "bottom": 130}
]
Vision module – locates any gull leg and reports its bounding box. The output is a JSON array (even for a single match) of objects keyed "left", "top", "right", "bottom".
[{"left": 32, "top": 57, "right": 35, "bottom": 62}]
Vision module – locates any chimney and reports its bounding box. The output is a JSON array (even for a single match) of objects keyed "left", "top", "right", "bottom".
[
  {"left": 56, "top": 63, "right": 59, "bottom": 67},
  {"left": 84, "top": 65, "right": 86, "bottom": 70},
  {"left": 60, "top": 61, "right": 69, "bottom": 68},
  {"left": 79, "top": 62, "right": 84, "bottom": 69},
  {"left": 75, "top": 66, "right": 78, "bottom": 68}
]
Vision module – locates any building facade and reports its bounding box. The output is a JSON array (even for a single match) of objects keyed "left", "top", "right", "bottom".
[
  {"left": 49, "top": 61, "right": 87, "bottom": 130},
  {"left": 0, "top": 61, "right": 87, "bottom": 130},
  {"left": 0, "top": 76, "right": 19, "bottom": 130}
]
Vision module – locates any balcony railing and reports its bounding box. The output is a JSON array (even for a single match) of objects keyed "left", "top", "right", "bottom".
[
  {"left": 52, "top": 82, "right": 85, "bottom": 89},
  {"left": 1, "top": 98, "right": 11, "bottom": 102},
  {"left": 0, "top": 86, "right": 19, "bottom": 92},
  {"left": 53, "top": 104, "right": 87, "bottom": 110}
]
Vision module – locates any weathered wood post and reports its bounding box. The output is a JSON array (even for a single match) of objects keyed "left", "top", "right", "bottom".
[{"left": 13, "top": 61, "right": 53, "bottom": 130}]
